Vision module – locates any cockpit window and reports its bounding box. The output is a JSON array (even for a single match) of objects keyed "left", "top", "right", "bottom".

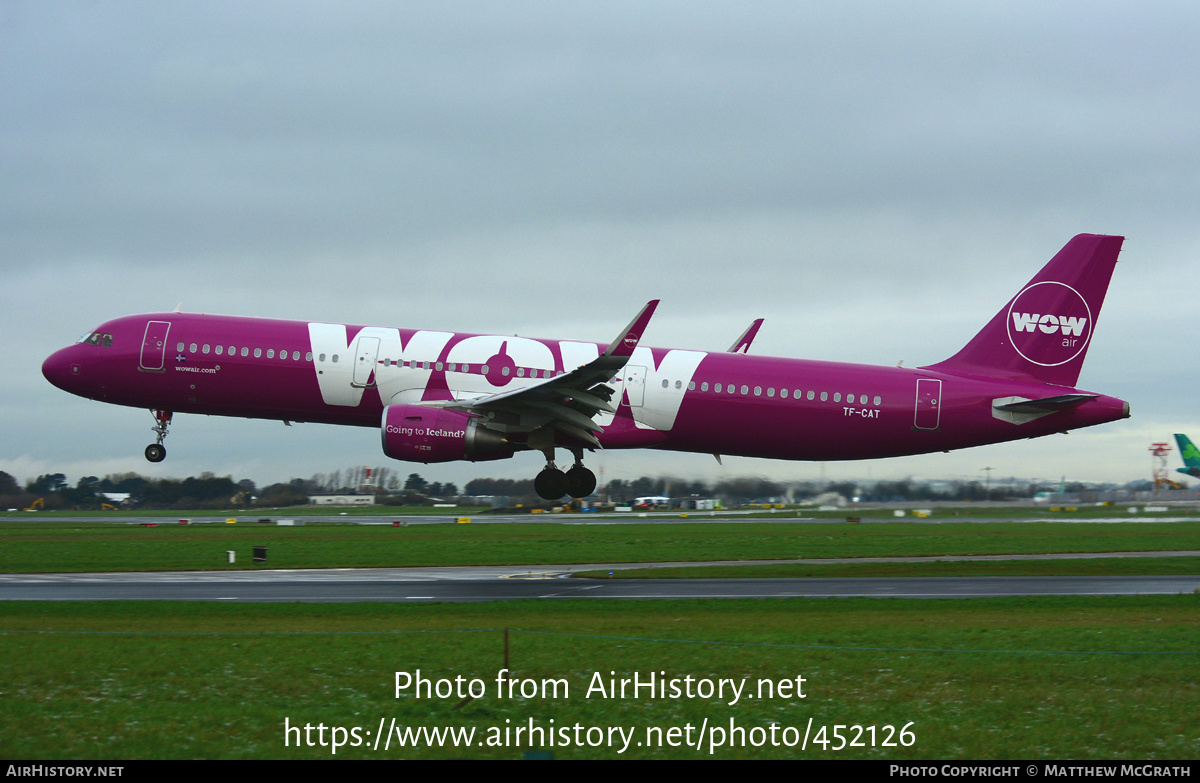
[{"left": 77, "top": 332, "right": 113, "bottom": 347}]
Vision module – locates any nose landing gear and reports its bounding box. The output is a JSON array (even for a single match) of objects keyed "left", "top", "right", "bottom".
[{"left": 145, "top": 409, "right": 172, "bottom": 462}]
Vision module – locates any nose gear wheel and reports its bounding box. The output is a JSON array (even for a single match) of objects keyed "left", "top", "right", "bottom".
[{"left": 145, "top": 409, "right": 172, "bottom": 462}]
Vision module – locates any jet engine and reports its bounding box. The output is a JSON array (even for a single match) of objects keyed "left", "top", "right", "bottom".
[{"left": 381, "top": 404, "right": 513, "bottom": 463}]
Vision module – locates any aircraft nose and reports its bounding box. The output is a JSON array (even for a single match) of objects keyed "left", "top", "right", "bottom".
[{"left": 42, "top": 347, "right": 79, "bottom": 393}]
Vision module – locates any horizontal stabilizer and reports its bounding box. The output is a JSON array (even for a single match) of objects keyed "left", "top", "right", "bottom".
[{"left": 992, "top": 394, "right": 1097, "bottom": 425}]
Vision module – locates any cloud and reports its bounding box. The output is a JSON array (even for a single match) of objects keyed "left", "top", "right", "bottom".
[{"left": 5, "top": 3, "right": 1198, "bottom": 488}]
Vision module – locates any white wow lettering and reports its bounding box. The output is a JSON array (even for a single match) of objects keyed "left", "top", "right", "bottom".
[
  {"left": 308, "top": 323, "right": 705, "bottom": 432},
  {"left": 1010, "top": 312, "right": 1088, "bottom": 336}
]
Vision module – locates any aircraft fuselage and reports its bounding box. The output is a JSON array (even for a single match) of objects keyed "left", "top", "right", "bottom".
[{"left": 43, "top": 311, "right": 1128, "bottom": 463}]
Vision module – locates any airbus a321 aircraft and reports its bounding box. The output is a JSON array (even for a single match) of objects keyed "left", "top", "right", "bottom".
[{"left": 43, "top": 234, "right": 1129, "bottom": 500}]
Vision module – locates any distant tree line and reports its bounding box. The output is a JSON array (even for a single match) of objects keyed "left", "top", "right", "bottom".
[{"left": 0, "top": 466, "right": 1129, "bottom": 512}]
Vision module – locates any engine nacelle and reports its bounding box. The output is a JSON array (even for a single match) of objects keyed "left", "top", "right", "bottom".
[{"left": 381, "top": 404, "right": 513, "bottom": 463}]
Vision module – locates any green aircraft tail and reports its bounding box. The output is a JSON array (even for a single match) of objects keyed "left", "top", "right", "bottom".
[{"left": 1174, "top": 434, "right": 1200, "bottom": 467}]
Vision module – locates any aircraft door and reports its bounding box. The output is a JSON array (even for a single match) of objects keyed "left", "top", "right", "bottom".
[
  {"left": 623, "top": 365, "right": 646, "bottom": 407},
  {"left": 352, "top": 336, "right": 381, "bottom": 388},
  {"left": 139, "top": 320, "right": 171, "bottom": 372},
  {"left": 913, "top": 378, "right": 942, "bottom": 430}
]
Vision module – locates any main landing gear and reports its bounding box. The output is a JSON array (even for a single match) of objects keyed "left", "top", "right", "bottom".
[
  {"left": 533, "top": 446, "right": 598, "bottom": 501},
  {"left": 145, "top": 409, "right": 172, "bottom": 463}
]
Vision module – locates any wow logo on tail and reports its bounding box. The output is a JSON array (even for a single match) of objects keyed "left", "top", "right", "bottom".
[
  {"left": 928, "top": 234, "right": 1122, "bottom": 388},
  {"left": 1006, "top": 281, "right": 1092, "bottom": 367}
]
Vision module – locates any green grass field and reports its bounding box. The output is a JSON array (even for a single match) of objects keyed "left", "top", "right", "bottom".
[
  {"left": 2, "top": 512, "right": 1198, "bottom": 759},
  {"left": 2, "top": 519, "right": 1199, "bottom": 573},
  {"left": 1, "top": 597, "right": 1197, "bottom": 760}
]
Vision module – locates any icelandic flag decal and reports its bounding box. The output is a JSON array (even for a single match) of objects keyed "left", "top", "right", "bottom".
[{"left": 175, "top": 353, "right": 187, "bottom": 363}]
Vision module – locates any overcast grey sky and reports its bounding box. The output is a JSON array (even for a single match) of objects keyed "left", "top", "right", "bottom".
[{"left": 4, "top": 2, "right": 1198, "bottom": 490}]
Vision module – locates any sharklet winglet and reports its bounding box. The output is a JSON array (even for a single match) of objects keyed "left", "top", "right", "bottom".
[
  {"left": 727, "top": 318, "right": 764, "bottom": 354},
  {"left": 604, "top": 300, "right": 659, "bottom": 358}
]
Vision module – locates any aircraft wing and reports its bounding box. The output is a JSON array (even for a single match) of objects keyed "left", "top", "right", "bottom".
[{"left": 433, "top": 300, "right": 660, "bottom": 447}]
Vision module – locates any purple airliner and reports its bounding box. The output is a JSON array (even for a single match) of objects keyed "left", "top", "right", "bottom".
[{"left": 43, "top": 234, "right": 1129, "bottom": 500}]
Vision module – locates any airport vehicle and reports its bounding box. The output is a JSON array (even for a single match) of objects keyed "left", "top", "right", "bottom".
[
  {"left": 43, "top": 234, "right": 1129, "bottom": 500},
  {"left": 1174, "top": 434, "right": 1200, "bottom": 479}
]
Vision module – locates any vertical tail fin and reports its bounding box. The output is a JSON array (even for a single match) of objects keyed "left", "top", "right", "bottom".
[
  {"left": 1175, "top": 434, "right": 1200, "bottom": 468},
  {"left": 925, "top": 234, "right": 1124, "bottom": 386}
]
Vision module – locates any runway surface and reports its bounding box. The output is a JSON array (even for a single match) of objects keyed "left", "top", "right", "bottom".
[{"left": 1, "top": 558, "right": 1197, "bottom": 602}]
